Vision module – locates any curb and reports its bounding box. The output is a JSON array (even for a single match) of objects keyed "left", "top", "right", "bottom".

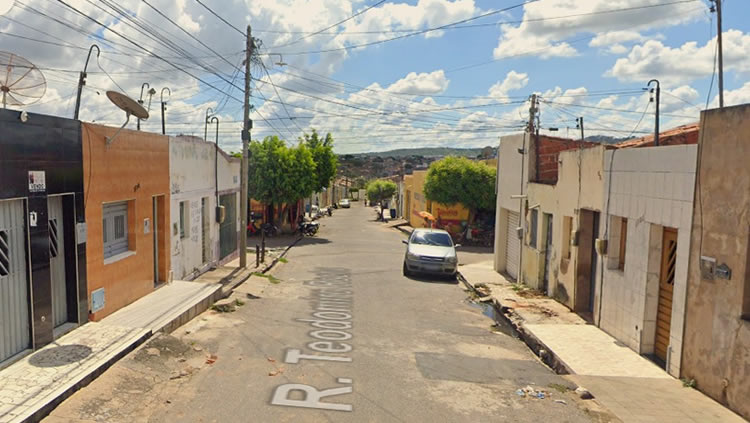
[{"left": 457, "top": 271, "right": 574, "bottom": 376}]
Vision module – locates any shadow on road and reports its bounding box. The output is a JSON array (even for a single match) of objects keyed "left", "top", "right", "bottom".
[
  {"left": 404, "top": 274, "right": 459, "bottom": 285},
  {"left": 297, "top": 237, "right": 333, "bottom": 246}
]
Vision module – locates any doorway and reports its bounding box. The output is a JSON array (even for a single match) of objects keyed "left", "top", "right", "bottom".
[
  {"left": 219, "top": 193, "right": 237, "bottom": 260},
  {"left": 575, "top": 209, "right": 600, "bottom": 316},
  {"left": 0, "top": 198, "right": 31, "bottom": 364},
  {"left": 543, "top": 213, "right": 553, "bottom": 294},
  {"left": 152, "top": 195, "right": 166, "bottom": 286},
  {"left": 48, "top": 195, "right": 69, "bottom": 329},
  {"left": 655, "top": 228, "right": 677, "bottom": 364}
]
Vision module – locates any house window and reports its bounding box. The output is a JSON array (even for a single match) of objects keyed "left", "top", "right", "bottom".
[
  {"left": 529, "top": 209, "right": 538, "bottom": 248},
  {"left": 619, "top": 218, "right": 628, "bottom": 270},
  {"left": 103, "top": 201, "right": 129, "bottom": 259},
  {"left": 179, "top": 201, "right": 189, "bottom": 239},
  {"left": 562, "top": 216, "right": 572, "bottom": 259}
]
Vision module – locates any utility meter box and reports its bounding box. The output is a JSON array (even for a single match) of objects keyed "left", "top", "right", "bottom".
[{"left": 216, "top": 205, "right": 226, "bottom": 224}]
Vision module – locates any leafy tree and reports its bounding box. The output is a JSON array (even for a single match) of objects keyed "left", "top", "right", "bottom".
[
  {"left": 423, "top": 156, "right": 496, "bottom": 213},
  {"left": 353, "top": 176, "right": 367, "bottom": 190},
  {"left": 366, "top": 179, "right": 397, "bottom": 204},
  {"left": 248, "top": 136, "right": 315, "bottom": 223},
  {"left": 301, "top": 129, "right": 338, "bottom": 193}
]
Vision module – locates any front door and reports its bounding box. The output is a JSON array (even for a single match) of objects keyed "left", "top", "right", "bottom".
[
  {"left": 588, "top": 212, "right": 600, "bottom": 313},
  {"left": 152, "top": 197, "right": 159, "bottom": 285},
  {"left": 543, "top": 213, "right": 553, "bottom": 294},
  {"left": 48, "top": 195, "right": 68, "bottom": 328},
  {"left": 655, "top": 228, "right": 677, "bottom": 363},
  {"left": 219, "top": 193, "right": 237, "bottom": 260},
  {"left": 0, "top": 199, "right": 31, "bottom": 363}
]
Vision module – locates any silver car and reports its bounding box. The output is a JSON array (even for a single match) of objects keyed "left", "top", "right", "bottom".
[{"left": 402, "top": 228, "right": 459, "bottom": 278}]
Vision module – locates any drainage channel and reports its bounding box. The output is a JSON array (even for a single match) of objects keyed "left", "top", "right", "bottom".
[{"left": 465, "top": 299, "right": 519, "bottom": 338}]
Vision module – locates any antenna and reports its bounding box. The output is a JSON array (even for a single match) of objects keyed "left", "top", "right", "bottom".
[
  {"left": 105, "top": 91, "right": 148, "bottom": 146},
  {"left": 0, "top": 51, "right": 46, "bottom": 109}
]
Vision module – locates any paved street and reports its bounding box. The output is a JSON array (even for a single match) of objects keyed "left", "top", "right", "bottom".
[{"left": 45, "top": 202, "right": 610, "bottom": 422}]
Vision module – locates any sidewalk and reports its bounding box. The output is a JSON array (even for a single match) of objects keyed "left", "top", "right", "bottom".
[
  {"left": 458, "top": 260, "right": 747, "bottom": 423},
  {"left": 0, "top": 237, "right": 299, "bottom": 423}
]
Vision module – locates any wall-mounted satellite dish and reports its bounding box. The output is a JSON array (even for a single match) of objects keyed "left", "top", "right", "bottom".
[
  {"left": 0, "top": 0, "right": 15, "bottom": 16},
  {"left": 105, "top": 90, "right": 148, "bottom": 146},
  {"left": 0, "top": 51, "right": 46, "bottom": 108}
]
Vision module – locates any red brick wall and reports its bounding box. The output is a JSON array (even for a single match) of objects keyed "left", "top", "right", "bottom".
[{"left": 535, "top": 136, "right": 598, "bottom": 184}]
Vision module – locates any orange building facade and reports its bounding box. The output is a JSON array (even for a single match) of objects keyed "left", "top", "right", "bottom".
[{"left": 82, "top": 123, "right": 170, "bottom": 320}]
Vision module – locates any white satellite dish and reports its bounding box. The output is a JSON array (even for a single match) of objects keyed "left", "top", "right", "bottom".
[
  {"left": 0, "top": 0, "right": 14, "bottom": 16},
  {"left": 0, "top": 51, "right": 46, "bottom": 108},
  {"left": 105, "top": 90, "right": 149, "bottom": 146}
]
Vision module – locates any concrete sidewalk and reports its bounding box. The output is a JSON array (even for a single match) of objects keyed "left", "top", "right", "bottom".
[
  {"left": 0, "top": 237, "right": 300, "bottom": 423},
  {"left": 459, "top": 260, "right": 747, "bottom": 423}
]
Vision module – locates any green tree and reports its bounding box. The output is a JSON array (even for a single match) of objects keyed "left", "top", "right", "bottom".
[
  {"left": 353, "top": 176, "right": 367, "bottom": 190},
  {"left": 423, "top": 156, "right": 496, "bottom": 213},
  {"left": 301, "top": 129, "right": 338, "bottom": 193},
  {"left": 366, "top": 179, "right": 397, "bottom": 204},
  {"left": 248, "top": 136, "right": 315, "bottom": 223}
]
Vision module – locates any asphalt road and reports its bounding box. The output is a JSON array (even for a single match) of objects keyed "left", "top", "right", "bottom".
[{"left": 46, "top": 202, "right": 601, "bottom": 423}]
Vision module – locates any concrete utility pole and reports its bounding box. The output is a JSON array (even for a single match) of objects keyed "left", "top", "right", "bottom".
[
  {"left": 239, "top": 25, "right": 253, "bottom": 268},
  {"left": 74, "top": 45, "right": 99, "bottom": 120},
  {"left": 713, "top": 0, "right": 724, "bottom": 108},
  {"left": 648, "top": 79, "right": 660, "bottom": 146}
]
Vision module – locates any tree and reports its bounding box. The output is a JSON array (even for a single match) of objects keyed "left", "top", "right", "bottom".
[
  {"left": 353, "top": 176, "right": 367, "bottom": 190},
  {"left": 248, "top": 136, "right": 315, "bottom": 223},
  {"left": 366, "top": 179, "right": 397, "bottom": 204},
  {"left": 301, "top": 129, "right": 338, "bottom": 193},
  {"left": 423, "top": 156, "right": 496, "bottom": 213}
]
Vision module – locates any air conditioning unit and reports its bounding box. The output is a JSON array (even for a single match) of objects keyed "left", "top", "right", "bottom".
[{"left": 216, "top": 205, "right": 226, "bottom": 224}]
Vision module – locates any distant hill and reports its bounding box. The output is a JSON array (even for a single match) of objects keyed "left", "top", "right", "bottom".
[
  {"left": 585, "top": 135, "right": 630, "bottom": 144},
  {"left": 352, "top": 147, "right": 484, "bottom": 158}
]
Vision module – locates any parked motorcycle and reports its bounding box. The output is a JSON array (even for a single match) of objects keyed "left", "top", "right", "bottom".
[
  {"left": 298, "top": 221, "right": 319, "bottom": 236},
  {"left": 261, "top": 222, "right": 279, "bottom": 237},
  {"left": 327, "top": 207, "right": 333, "bottom": 217}
]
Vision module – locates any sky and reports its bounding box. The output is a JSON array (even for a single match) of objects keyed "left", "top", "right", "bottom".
[{"left": 0, "top": 0, "right": 748, "bottom": 154}]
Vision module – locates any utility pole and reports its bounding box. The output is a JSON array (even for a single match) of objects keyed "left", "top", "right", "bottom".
[
  {"left": 160, "top": 87, "right": 170, "bottom": 135},
  {"left": 648, "top": 79, "right": 660, "bottom": 146},
  {"left": 239, "top": 25, "right": 253, "bottom": 269},
  {"left": 713, "top": 0, "right": 724, "bottom": 108},
  {"left": 74, "top": 45, "right": 99, "bottom": 120},
  {"left": 576, "top": 117, "right": 584, "bottom": 141},
  {"left": 527, "top": 94, "right": 537, "bottom": 133}
]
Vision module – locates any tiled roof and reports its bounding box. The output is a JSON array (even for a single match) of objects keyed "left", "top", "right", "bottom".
[{"left": 613, "top": 123, "right": 699, "bottom": 149}]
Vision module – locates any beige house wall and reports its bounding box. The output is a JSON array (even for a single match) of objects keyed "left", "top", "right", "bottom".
[{"left": 682, "top": 104, "right": 750, "bottom": 420}]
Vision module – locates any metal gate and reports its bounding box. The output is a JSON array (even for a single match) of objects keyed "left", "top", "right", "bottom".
[
  {"left": 0, "top": 199, "right": 31, "bottom": 363},
  {"left": 219, "top": 193, "right": 237, "bottom": 260},
  {"left": 505, "top": 210, "right": 520, "bottom": 280},
  {"left": 48, "top": 196, "right": 68, "bottom": 328}
]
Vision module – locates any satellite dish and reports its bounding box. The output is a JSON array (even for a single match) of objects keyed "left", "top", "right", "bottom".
[
  {"left": 0, "top": 51, "right": 46, "bottom": 108},
  {"left": 107, "top": 91, "right": 149, "bottom": 119},
  {"left": 0, "top": 0, "right": 14, "bottom": 16},
  {"left": 104, "top": 91, "right": 149, "bottom": 146}
]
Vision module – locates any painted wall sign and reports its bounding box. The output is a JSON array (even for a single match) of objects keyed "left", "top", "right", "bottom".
[{"left": 28, "top": 170, "right": 46, "bottom": 192}]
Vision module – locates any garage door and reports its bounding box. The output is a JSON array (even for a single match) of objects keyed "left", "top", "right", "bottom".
[
  {"left": 0, "top": 199, "right": 31, "bottom": 364},
  {"left": 505, "top": 210, "right": 520, "bottom": 280}
]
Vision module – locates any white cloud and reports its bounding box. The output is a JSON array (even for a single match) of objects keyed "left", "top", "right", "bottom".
[
  {"left": 493, "top": 0, "right": 703, "bottom": 60},
  {"left": 607, "top": 30, "right": 750, "bottom": 84},
  {"left": 385, "top": 70, "right": 450, "bottom": 95},
  {"left": 488, "top": 71, "right": 528, "bottom": 99}
]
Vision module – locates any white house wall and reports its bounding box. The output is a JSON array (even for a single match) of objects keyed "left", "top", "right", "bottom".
[
  {"left": 494, "top": 134, "right": 530, "bottom": 275},
  {"left": 599, "top": 144, "right": 697, "bottom": 377},
  {"left": 169, "top": 136, "right": 241, "bottom": 280}
]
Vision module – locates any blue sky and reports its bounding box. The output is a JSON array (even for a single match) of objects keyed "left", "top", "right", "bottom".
[{"left": 1, "top": 0, "right": 749, "bottom": 153}]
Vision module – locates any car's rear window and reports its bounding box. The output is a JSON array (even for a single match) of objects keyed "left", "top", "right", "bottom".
[{"left": 411, "top": 232, "right": 452, "bottom": 247}]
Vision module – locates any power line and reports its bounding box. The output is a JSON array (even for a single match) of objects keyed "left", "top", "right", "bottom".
[{"left": 272, "top": 0, "right": 386, "bottom": 49}]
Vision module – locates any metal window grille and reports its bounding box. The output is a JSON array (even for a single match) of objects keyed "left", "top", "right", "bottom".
[
  {"left": 103, "top": 202, "right": 129, "bottom": 259},
  {"left": 0, "top": 230, "right": 9, "bottom": 276},
  {"left": 48, "top": 218, "right": 59, "bottom": 258}
]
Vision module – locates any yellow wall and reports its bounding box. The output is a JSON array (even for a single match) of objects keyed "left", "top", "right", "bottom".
[{"left": 405, "top": 170, "right": 470, "bottom": 233}]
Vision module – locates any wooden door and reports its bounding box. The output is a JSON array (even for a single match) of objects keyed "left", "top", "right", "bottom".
[{"left": 655, "top": 228, "right": 677, "bottom": 362}]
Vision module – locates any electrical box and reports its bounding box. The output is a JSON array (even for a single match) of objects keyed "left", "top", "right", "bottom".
[
  {"left": 91, "top": 288, "right": 105, "bottom": 313},
  {"left": 515, "top": 226, "right": 523, "bottom": 239},
  {"left": 216, "top": 205, "right": 226, "bottom": 224},
  {"left": 700, "top": 256, "right": 716, "bottom": 280},
  {"left": 571, "top": 230, "right": 580, "bottom": 246},
  {"left": 595, "top": 238, "right": 608, "bottom": 255}
]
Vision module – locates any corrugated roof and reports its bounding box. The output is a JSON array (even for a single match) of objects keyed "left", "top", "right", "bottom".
[{"left": 613, "top": 123, "right": 699, "bottom": 149}]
